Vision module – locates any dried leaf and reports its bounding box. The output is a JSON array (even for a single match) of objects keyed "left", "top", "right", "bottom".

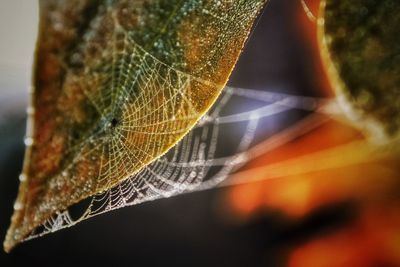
[
  {"left": 4, "top": 0, "right": 266, "bottom": 252},
  {"left": 319, "top": 0, "right": 400, "bottom": 143}
]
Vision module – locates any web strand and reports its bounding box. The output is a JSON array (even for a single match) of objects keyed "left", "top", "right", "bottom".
[{"left": 300, "top": 0, "right": 317, "bottom": 23}]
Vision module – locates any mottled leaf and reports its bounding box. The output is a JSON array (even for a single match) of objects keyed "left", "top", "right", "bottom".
[
  {"left": 4, "top": 0, "right": 266, "bottom": 252},
  {"left": 319, "top": 0, "right": 400, "bottom": 143}
]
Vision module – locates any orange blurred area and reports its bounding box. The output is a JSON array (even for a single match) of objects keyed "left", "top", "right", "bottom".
[
  {"left": 221, "top": 0, "right": 400, "bottom": 266},
  {"left": 289, "top": 208, "right": 400, "bottom": 267}
]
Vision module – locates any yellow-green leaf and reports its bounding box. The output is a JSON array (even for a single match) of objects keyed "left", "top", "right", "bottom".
[{"left": 4, "top": 0, "right": 266, "bottom": 252}]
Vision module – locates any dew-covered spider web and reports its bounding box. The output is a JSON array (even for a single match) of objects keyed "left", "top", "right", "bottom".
[{"left": 24, "top": 83, "right": 341, "bottom": 240}]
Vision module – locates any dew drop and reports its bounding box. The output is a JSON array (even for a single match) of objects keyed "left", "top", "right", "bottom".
[
  {"left": 19, "top": 174, "right": 27, "bottom": 182},
  {"left": 26, "top": 106, "right": 35, "bottom": 115},
  {"left": 24, "top": 137, "right": 34, "bottom": 146},
  {"left": 13, "top": 202, "right": 22, "bottom": 210}
]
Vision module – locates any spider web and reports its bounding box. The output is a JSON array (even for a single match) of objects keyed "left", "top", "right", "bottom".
[
  {"left": 6, "top": 1, "right": 388, "bottom": 250},
  {"left": 24, "top": 83, "right": 338, "bottom": 240}
]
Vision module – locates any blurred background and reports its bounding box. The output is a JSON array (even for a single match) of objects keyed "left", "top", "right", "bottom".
[{"left": 1, "top": 0, "right": 400, "bottom": 266}]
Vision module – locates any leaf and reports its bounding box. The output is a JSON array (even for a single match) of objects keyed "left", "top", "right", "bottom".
[
  {"left": 4, "top": 0, "right": 266, "bottom": 252},
  {"left": 319, "top": 0, "right": 400, "bottom": 143}
]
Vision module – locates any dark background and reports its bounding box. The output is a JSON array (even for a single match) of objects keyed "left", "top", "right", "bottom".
[{"left": 0, "top": 1, "right": 354, "bottom": 266}]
